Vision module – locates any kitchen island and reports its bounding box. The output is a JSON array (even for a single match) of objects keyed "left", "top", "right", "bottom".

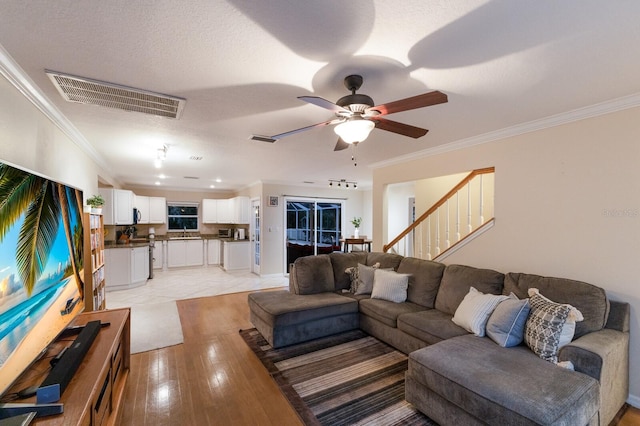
[{"left": 104, "top": 241, "right": 150, "bottom": 291}]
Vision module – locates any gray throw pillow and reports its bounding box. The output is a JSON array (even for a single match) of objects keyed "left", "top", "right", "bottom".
[
  {"left": 486, "top": 293, "right": 531, "bottom": 347},
  {"left": 354, "top": 263, "right": 377, "bottom": 295}
]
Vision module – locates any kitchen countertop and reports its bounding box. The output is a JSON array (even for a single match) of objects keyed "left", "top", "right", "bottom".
[{"left": 105, "top": 241, "right": 150, "bottom": 248}]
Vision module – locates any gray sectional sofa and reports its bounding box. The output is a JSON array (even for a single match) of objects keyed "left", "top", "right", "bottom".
[{"left": 247, "top": 252, "right": 630, "bottom": 426}]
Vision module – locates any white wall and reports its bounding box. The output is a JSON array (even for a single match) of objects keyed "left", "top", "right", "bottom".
[
  {"left": 373, "top": 106, "right": 640, "bottom": 406},
  {"left": 0, "top": 72, "right": 104, "bottom": 201}
]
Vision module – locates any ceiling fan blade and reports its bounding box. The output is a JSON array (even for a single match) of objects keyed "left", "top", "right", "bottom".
[
  {"left": 334, "top": 137, "right": 350, "bottom": 151},
  {"left": 298, "top": 96, "right": 350, "bottom": 114},
  {"left": 269, "top": 118, "right": 342, "bottom": 140},
  {"left": 368, "top": 91, "right": 448, "bottom": 116},
  {"left": 370, "top": 117, "right": 429, "bottom": 138}
]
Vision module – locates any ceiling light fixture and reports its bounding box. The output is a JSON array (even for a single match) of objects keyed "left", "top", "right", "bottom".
[
  {"left": 329, "top": 179, "right": 357, "bottom": 189},
  {"left": 155, "top": 145, "right": 168, "bottom": 168},
  {"left": 333, "top": 116, "right": 375, "bottom": 144}
]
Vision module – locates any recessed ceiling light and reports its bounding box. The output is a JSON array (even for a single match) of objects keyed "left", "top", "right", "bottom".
[
  {"left": 215, "top": 178, "right": 222, "bottom": 183},
  {"left": 155, "top": 181, "right": 161, "bottom": 185},
  {"left": 209, "top": 185, "right": 215, "bottom": 189},
  {"left": 159, "top": 174, "right": 166, "bottom": 179}
]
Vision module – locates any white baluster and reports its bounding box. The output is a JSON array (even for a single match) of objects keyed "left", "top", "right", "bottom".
[
  {"left": 426, "top": 216, "right": 432, "bottom": 260},
  {"left": 479, "top": 174, "right": 485, "bottom": 225},
  {"left": 435, "top": 209, "right": 441, "bottom": 255},
  {"left": 456, "top": 191, "right": 461, "bottom": 242},
  {"left": 467, "top": 182, "right": 473, "bottom": 234},
  {"left": 445, "top": 199, "right": 450, "bottom": 248}
]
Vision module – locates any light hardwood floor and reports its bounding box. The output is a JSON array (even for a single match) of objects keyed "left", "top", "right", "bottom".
[{"left": 118, "top": 289, "right": 639, "bottom": 426}]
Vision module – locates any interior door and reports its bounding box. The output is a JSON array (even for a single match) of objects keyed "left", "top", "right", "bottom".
[{"left": 251, "top": 198, "right": 260, "bottom": 274}]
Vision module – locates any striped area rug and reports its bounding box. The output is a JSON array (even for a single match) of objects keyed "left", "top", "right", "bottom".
[{"left": 239, "top": 328, "right": 437, "bottom": 426}]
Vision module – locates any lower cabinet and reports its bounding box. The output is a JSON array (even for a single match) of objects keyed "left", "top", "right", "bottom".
[
  {"left": 207, "top": 239, "right": 220, "bottom": 265},
  {"left": 105, "top": 246, "right": 149, "bottom": 290},
  {"left": 222, "top": 240, "right": 250, "bottom": 270},
  {"left": 167, "top": 240, "right": 204, "bottom": 267},
  {"left": 152, "top": 243, "right": 163, "bottom": 269}
]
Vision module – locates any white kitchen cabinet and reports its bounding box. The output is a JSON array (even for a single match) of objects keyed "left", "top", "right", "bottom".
[
  {"left": 217, "top": 199, "right": 233, "bottom": 223},
  {"left": 149, "top": 197, "right": 166, "bottom": 223},
  {"left": 233, "top": 196, "right": 250, "bottom": 224},
  {"left": 104, "top": 246, "right": 148, "bottom": 290},
  {"left": 152, "top": 243, "right": 163, "bottom": 269},
  {"left": 134, "top": 195, "right": 150, "bottom": 223},
  {"left": 207, "top": 239, "right": 220, "bottom": 265},
  {"left": 167, "top": 239, "right": 204, "bottom": 267},
  {"left": 99, "top": 188, "right": 134, "bottom": 225},
  {"left": 186, "top": 239, "right": 204, "bottom": 266},
  {"left": 104, "top": 248, "right": 130, "bottom": 288},
  {"left": 222, "top": 240, "right": 250, "bottom": 270},
  {"left": 134, "top": 195, "right": 165, "bottom": 224},
  {"left": 131, "top": 246, "right": 149, "bottom": 283},
  {"left": 202, "top": 199, "right": 218, "bottom": 223}
]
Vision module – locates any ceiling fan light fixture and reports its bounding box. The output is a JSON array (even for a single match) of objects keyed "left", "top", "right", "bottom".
[{"left": 333, "top": 117, "right": 375, "bottom": 144}]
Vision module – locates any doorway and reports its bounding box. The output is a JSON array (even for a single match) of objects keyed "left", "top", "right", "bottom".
[
  {"left": 285, "top": 198, "right": 343, "bottom": 272},
  {"left": 251, "top": 198, "right": 260, "bottom": 275}
]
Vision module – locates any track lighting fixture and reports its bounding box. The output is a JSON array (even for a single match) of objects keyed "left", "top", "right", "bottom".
[{"left": 328, "top": 179, "right": 357, "bottom": 189}]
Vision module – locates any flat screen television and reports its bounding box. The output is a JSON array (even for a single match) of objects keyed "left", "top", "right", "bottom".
[{"left": 0, "top": 160, "right": 85, "bottom": 398}]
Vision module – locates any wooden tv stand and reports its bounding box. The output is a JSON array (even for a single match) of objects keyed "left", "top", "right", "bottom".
[{"left": 9, "top": 308, "right": 130, "bottom": 426}]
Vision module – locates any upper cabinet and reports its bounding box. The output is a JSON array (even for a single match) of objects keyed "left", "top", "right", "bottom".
[
  {"left": 202, "top": 196, "right": 249, "bottom": 224},
  {"left": 148, "top": 197, "right": 166, "bottom": 223},
  {"left": 134, "top": 195, "right": 150, "bottom": 223},
  {"left": 99, "top": 188, "right": 134, "bottom": 225},
  {"left": 134, "top": 195, "right": 166, "bottom": 224}
]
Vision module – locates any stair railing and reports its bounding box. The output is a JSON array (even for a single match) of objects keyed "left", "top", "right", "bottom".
[{"left": 383, "top": 167, "right": 495, "bottom": 260}]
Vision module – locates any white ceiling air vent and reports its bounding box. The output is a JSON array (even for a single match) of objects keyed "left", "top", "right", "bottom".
[{"left": 45, "top": 70, "right": 186, "bottom": 119}]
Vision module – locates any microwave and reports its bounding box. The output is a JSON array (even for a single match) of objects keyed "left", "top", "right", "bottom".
[{"left": 218, "top": 228, "right": 232, "bottom": 238}]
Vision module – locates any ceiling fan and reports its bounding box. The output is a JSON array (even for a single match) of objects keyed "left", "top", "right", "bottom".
[{"left": 252, "top": 74, "right": 448, "bottom": 152}]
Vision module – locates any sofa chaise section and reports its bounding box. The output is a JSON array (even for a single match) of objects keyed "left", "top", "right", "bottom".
[{"left": 248, "top": 290, "right": 358, "bottom": 348}]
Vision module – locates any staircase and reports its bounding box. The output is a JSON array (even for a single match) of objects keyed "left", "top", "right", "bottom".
[{"left": 383, "top": 167, "right": 495, "bottom": 261}]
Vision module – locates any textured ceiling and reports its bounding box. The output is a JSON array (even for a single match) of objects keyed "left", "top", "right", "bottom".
[{"left": 1, "top": 1, "right": 640, "bottom": 191}]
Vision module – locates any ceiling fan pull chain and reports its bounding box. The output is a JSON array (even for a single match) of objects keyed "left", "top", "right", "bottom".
[{"left": 352, "top": 142, "right": 358, "bottom": 166}]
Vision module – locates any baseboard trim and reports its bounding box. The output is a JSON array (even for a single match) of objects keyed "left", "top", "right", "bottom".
[{"left": 627, "top": 393, "right": 640, "bottom": 408}]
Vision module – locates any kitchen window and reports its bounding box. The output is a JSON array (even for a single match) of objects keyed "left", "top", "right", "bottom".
[{"left": 167, "top": 203, "right": 199, "bottom": 231}]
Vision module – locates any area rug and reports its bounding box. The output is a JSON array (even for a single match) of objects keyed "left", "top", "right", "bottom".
[
  {"left": 129, "top": 301, "right": 184, "bottom": 354},
  {"left": 239, "top": 328, "right": 437, "bottom": 426}
]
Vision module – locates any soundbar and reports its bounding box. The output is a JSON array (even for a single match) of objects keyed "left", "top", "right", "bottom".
[{"left": 36, "top": 321, "right": 101, "bottom": 404}]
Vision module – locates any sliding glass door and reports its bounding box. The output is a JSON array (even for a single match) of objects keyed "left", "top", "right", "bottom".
[{"left": 285, "top": 198, "right": 343, "bottom": 272}]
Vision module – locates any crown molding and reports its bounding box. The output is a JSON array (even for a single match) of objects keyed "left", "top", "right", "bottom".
[
  {"left": 0, "top": 43, "right": 111, "bottom": 174},
  {"left": 370, "top": 92, "right": 640, "bottom": 170}
]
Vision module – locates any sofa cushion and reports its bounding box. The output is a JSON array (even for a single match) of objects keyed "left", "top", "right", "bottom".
[
  {"left": 398, "top": 309, "right": 468, "bottom": 345},
  {"left": 435, "top": 264, "right": 505, "bottom": 316},
  {"left": 486, "top": 294, "right": 531, "bottom": 347},
  {"left": 408, "top": 335, "right": 600, "bottom": 426},
  {"left": 289, "top": 254, "right": 335, "bottom": 294},
  {"left": 366, "top": 252, "right": 403, "bottom": 270},
  {"left": 330, "top": 251, "right": 368, "bottom": 291},
  {"left": 504, "top": 272, "right": 608, "bottom": 339},
  {"left": 248, "top": 290, "right": 358, "bottom": 327},
  {"left": 452, "top": 287, "right": 508, "bottom": 337},
  {"left": 371, "top": 269, "right": 410, "bottom": 303},
  {"left": 358, "top": 298, "right": 425, "bottom": 328},
  {"left": 397, "top": 257, "right": 445, "bottom": 308}
]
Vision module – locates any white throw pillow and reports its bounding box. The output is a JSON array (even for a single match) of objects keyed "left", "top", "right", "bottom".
[
  {"left": 370, "top": 269, "right": 410, "bottom": 303},
  {"left": 452, "top": 287, "right": 509, "bottom": 337}
]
